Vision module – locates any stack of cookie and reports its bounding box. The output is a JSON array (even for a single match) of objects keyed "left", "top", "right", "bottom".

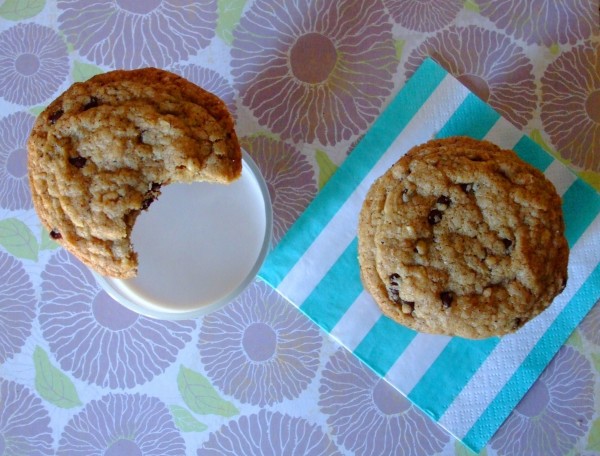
[
  {"left": 28, "top": 68, "right": 241, "bottom": 279},
  {"left": 358, "top": 137, "right": 569, "bottom": 339}
]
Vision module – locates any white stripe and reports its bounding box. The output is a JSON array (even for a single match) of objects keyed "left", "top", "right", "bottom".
[
  {"left": 482, "top": 116, "right": 523, "bottom": 150},
  {"left": 380, "top": 117, "right": 524, "bottom": 393},
  {"left": 439, "top": 212, "right": 600, "bottom": 439},
  {"left": 544, "top": 160, "right": 578, "bottom": 195},
  {"left": 385, "top": 334, "right": 451, "bottom": 393},
  {"left": 330, "top": 292, "right": 382, "bottom": 351},
  {"left": 277, "top": 75, "right": 471, "bottom": 304}
]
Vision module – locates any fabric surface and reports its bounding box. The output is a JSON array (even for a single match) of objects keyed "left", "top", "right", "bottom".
[{"left": 1, "top": 1, "right": 599, "bottom": 454}]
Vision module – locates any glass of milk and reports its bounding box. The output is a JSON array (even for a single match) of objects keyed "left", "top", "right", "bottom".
[{"left": 96, "top": 151, "right": 273, "bottom": 320}]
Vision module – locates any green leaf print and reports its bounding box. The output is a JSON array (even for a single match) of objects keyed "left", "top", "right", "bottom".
[
  {"left": 565, "top": 328, "right": 583, "bottom": 351},
  {"left": 29, "top": 105, "right": 46, "bottom": 117},
  {"left": 216, "top": 0, "right": 246, "bottom": 45},
  {"left": 463, "top": 0, "right": 480, "bottom": 13},
  {"left": 33, "top": 346, "right": 82, "bottom": 408},
  {"left": 587, "top": 417, "right": 600, "bottom": 452},
  {"left": 170, "top": 405, "right": 208, "bottom": 432},
  {"left": 71, "top": 61, "right": 104, "bottom": 83},
  {"left": 591, "top": 353, "right": 600, "bottom": 374},
  {"left": 39, "top": 227, "right": 60, "bottom": 251},
  {"left": 0, "top": 218, "right": 38, "bottom": 261},
  {"left": 0, "top": 0, "right": 45, "bottom": 21},
  {"left": 549, "top": 43, "right": 560, "bottom": 55},
  {"left": 455, "top": 440, "right": 487, "bottom": 455},
  {"left": 177, "top": 365, "right": 238, "bottom": 417},
  {"left": 316, "top": 149, "right": 338, "bottom": 190},
  {"left": 394, "top": 39, "right": 405, "bottom": 61}
]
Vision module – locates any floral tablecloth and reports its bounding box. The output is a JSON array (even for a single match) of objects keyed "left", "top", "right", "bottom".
[{"left": 0, "top": 1, "right": 599, "bottom": 455}]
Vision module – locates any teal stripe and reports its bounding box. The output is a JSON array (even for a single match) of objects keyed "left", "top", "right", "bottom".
[
  {"left": 259, "top": 58, "right": 448, "bottom": 288},
  {"left": 408, "top": 337, "right": 499, "bottom": 420},
  {"left": 299, "top": 238, "right": 362, "bottom": 332},
  {"left": 463, "top": 261, "right": 600, "bottom": 453},
  {"left": 354, "top": 317, "right": 417, "bottom": 376},
  {"left": 562, "top": 179, "right": 600, "bottom": 246},
  {"left": 436, "top": 93, "right": 500, "bottom": 140},
  {"left": 512, "top": 136, "right": 554, "bottom": 171}
]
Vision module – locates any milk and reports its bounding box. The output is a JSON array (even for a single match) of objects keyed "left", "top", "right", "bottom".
[{"left": 97, "top": 154, "right": 272, "bottom": 319}]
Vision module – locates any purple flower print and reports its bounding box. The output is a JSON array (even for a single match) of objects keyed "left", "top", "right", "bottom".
[
  {"left": 541, "top": 42, "right": 600, "bottom": 170},
  {"left": 476, "top": 0, "right": 597, "bottom": 46},
  {"left": 0, "top": 251, "right": 36, "bottom": 363},
  {"left": 170, "top": 64, "right": 237, "bottom": 117},
  {"left": 39, "top": 249, "right": 196, "bottom": 389},
  {"left": 58, "top": 0, "right": 217, "bottom": 69},
  {"left": 319, "top": 348, "right": 449, "bottom": 456},
  {"left": 490, "top": 346, "right": 594, "bottom": 456},
  {"left": 241, "top": 135, "right": 317, "bottom": 244},
  {"left": 384, "top": 0, "right": 462, "bottom": 32},
  {"left": 0, "top": 24, "right": 68, "bottom": 106},
  {"left": 406, "top": 25, "right": 537, "bottom": 129},
  {"left": 0, "top": 112, "right": 35, "bottom": 210},
  {"left": 199, "top": 281, "right": 322, "bottom": 406},
  {"left": 197, "top": 410, "right": 342, "bottom": 456},
  {"left": 231, "top": 0, "right": 397, "bottom": 145},
  {"left": 57, "top": 393, "right": 185, "bottom": 455},
  {"left": 0, "top": 379, "right": 53, "bottom": 456}
]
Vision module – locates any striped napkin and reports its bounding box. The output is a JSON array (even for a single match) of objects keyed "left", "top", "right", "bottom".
[{"left": 259, "top": 58, "right": 600, "bottom": 452}]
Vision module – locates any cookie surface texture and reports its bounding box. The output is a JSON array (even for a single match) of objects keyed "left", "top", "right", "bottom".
[
  {"left": 28, "top": 68, "right": 242, "bottom": 279},
  {"left": 357, "top": 137, "right": 569, "bottom": 339}
]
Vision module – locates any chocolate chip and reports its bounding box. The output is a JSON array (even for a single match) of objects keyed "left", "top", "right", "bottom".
[
  {"left": 150, "top": 182, "right": 161, "bottom": 192},
  {"left": 440, "top": 291, "right": 453, "bottom": 309},
  {"left": 428, "top": 209, "right": 443, "bottom": 225},
  {"left": 83, "top": 96, "right": 99, "bottom": 111},
  {"left": 513, "top": 317, "right": 523, "bottom": 330},
  {"left": 437, "top": 195, "right": 451, "bottom": 207},
  {"left": 68, "top": 156, "right": 87, "bottom": 168},
  {"left": 389, "top": 273, "right": 400, "bottom": 286},
  {"left": 502, "top": 238, "right": 513, "bottom": 250},
  {"left": 459, "top": 183, "right": 474, "bottom": 193},
  {"left": 49, "top": 109, "right": 63, "bottom": 124},
  {"left": 141, "top": 198, "right": 154, "bottom": 210},
  {"left": 49, "top": 230, "right": 62, "bottom": 240}
]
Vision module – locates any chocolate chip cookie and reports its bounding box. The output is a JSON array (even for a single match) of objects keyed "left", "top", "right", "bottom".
[
  {"left": 358, "top": 137, "right": 569, "bottom": 338},
  {"left": 28, "top": 68, "right": 242, "bottom": 279}
]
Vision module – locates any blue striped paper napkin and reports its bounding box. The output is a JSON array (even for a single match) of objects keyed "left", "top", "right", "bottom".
[{"left": 259, "top": 58, "right": 600, "bottom": 452}]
